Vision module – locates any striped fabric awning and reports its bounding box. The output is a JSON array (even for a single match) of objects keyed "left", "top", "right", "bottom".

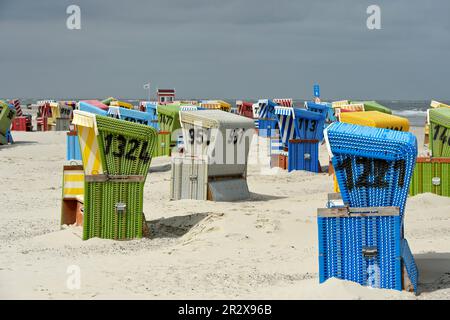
[
  {"left": 274, "top": 107, "right": 326, "bottom": 145},
  {"left": 274, "top": 106, "right": 295, "bottom": 116},
  {"left": 63, "top": 169, "right": 84, "bottom": 199},
  {"left": 273, "top": 98, "right": 293, "bottom": 107},
  {"left": 274, "top": 106, "right": 296, "bottom": 146},
  {"left": 331, "top": 100, "right": 349, "bottom": 108},
  {"left": 200, "top": 100, "right": 231, "bottom": 112},
  {"left": 72, "top": 110, "right": 103, "bottom": 175},
  {"left": 180, "top": 105, "right": 198, "bottom": 111},
  {"left": 200, "top": 103, "right": 221, "bottom": 110},
  {"left": 340, "top": 103, "right": 365, "bottom": 111},
  {"left": 335, "top": 103, "right": 365, "bottom": 119},
  {"left": 258, "top": 99, "right": 277, "bottom": 119},
  {"left": 9, "top": 99, "right": 22, "bottom": 117}
]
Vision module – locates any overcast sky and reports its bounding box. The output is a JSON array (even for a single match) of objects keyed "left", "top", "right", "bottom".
[{"left": 0, "top": 0, "right": 449, "bottom": 100}]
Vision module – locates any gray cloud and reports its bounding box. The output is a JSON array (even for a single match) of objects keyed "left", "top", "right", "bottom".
[{"left": 0, "top": 0, "right": 449, "bottom": 100}]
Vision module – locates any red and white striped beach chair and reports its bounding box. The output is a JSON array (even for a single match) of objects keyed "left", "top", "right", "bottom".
[
  {"left": 36, "top": 102, "right": 51, "bottom": 131},
  {"left": 273, "top": 98, "right": 293, "bottom": 107}
]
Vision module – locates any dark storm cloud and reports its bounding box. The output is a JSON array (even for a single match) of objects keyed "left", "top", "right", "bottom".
[{"left": 0, "top": 0, "right": 449, "bottom": 100}]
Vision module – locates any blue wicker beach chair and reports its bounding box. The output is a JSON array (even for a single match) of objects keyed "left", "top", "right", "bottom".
[
  {"left": 274, "top": 106, "right": 326, "bottom": 172},
  {"left": 318, "top": 122, "right": 418, "bottom": 293}
]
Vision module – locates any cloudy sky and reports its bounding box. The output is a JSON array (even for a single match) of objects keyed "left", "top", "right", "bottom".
[{"left": 0, "top": 0, "right": 449, "bottom": 100}]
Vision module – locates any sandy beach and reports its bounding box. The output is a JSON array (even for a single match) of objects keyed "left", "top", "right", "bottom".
[{"left": 1, "top": 126, "right": 449, "bottom": 300}]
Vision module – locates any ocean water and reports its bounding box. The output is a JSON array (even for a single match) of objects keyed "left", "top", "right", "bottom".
[{"left": 377, "top": 100, "right": 441, "bottom": 127}]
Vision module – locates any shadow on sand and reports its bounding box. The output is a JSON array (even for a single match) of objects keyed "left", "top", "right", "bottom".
[
  {"left": 248, "top": 192, "right": 286, "bottom": 202},
  {"left": 416, "top": 252, "right": 450, "bottom": 294},
  {"left": 149, "top": 163, "right": 171, "bottom": 173},
  {"left": 146, "top": 212, "right": 209, "bottom": 239}
]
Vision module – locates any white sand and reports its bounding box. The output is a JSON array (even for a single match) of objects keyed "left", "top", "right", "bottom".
[{"left": 0, "top": 126, "right": 449, "bottom": 300}]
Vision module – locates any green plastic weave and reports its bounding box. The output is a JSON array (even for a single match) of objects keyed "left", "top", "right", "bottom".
[
  {"left": 157, "top": 104, "right": 182, "bottom": 140},
  {"left": 152, "top": 132, "right": 171, "bottom": 157},
  {"left": 84, "top": 181, "right": 144, "bottom": 240},
  {"left": 409, "top": 161, "right": 450, "bottom": 197},
  {"left": 82, "top": 116, "right": 156, "bottom": 240},
  {"left": 95, "top": 115, "right": 157, "bottom": 176},
  {"left": 429, "top": 109, "right": 450, "bottom": 157}
]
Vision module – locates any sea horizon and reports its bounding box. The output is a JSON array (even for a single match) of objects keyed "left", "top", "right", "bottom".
[{"left": 3, "top": 97, "right": 448, "bottom": 127}]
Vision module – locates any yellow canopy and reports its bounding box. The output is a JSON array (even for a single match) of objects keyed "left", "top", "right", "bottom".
[
  {"left": 72, "top": 110, "right": 103, "bottom": 175},
  {"left": 110, "top": 100, "right": 133, "bottom": 109},
  {"left": 340, "top": 111, "right": 409, "bottom": 132}
]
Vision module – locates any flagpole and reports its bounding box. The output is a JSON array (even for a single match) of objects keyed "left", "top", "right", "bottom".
[{"left": 144, "top": 82, "right": 151, "bottom": 102}]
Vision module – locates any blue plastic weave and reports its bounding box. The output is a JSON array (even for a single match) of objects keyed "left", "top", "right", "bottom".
[
  {"left": 326, "top": 122, "right": 417, "bottom": 221},
  {"left": 318, "top": 214, "right": 402, "bottom": 290}
]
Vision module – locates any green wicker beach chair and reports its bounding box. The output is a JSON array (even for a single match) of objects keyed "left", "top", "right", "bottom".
[{"left": 72, "top": 111, "right": 157, "bottom": 240}]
